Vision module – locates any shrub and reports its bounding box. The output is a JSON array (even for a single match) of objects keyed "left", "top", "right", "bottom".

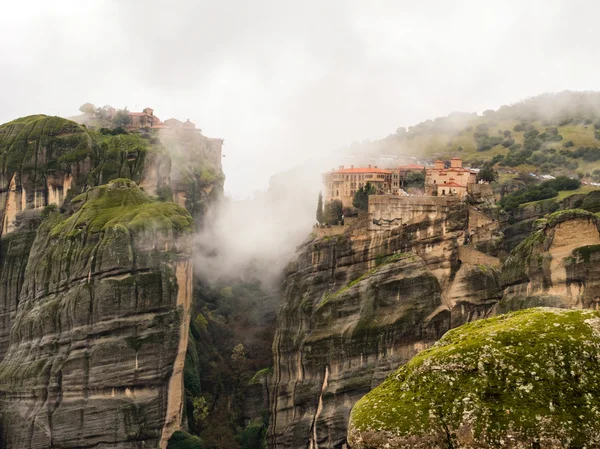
[
  {"left": 569, "top": 147, "right": 600, "bottom": 162},
  {"left": 501, "top": 138, "right": 515, "bottom": 147},
  {"left": 499, "top": 176, "right": 580, "bottom": 211},
  {"left": 562, "top": 140, "right": 574, "bottom": 148},
  {"left": 167, "top": 430, "right": 203, "bottom": 449}
]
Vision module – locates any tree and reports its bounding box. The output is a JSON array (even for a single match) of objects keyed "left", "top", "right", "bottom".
[
  {"left": 231, "top": 343, "right": 247, "bottom": 362},
  {"left": 352, "top": 182, "right": 376, "bottom": 211},
  {"left": 79, "top": 102, "right": 95, "bottom": 114},
  {"left": 477, "top": 163, "right": 498, "bottom": 183},
  {"left": 113, "top": 108, "right": 132, "bottom": 127},
  {"left": 316, "top": 192, "right": 324, "bottom": 224},
  {"left": 324, "top": 199, "right": 343, "bottom": 225},
  {"left": 405, "top": 170, "right": 425, "bottom": 189}
]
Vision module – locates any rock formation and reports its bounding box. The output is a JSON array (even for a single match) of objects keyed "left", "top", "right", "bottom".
[
  {"left": 0, "top": 114, "right": 224, "bottom": 449},
  {"left": 348, "top": 307, "right": 600, "bottom": 448},
  {"left": 499, "top": 209, "right": 600, "bottom": 312},
  {"left": 268, "top": 197, "right": 503, "bottom": 449},
  {"left": 0, "top": 179, "right": 193, "bottom": 448},
  {"left": 269, "top": 193, "right": 600, "bottom": 449}
]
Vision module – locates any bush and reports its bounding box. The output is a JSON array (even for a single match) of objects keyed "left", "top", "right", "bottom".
[
  {"left": 499, "top": 176, "right": 580, "bottom": 211},
  {"left": 501, "top": 138, "right": 515, "bottom": 147},
  {"left": 581, "top": 191, "right": 600, "bottom": 213},
  {"left": 167, "top": 430, "right": 203, "bottom": 449},
  {"left": 477, "top": 164, "right": 498, "bottom": 183},
  {"left": 405, "top": 170, "right": 425, "bottom": 188},
  {"left": 568, "top": 147, "right": 600, "bottom": 162},
  {"left": 562, "top": 140, "right": 574, "bottom": 148}
]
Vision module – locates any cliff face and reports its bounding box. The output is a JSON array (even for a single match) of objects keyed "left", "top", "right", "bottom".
[
  {"left": 0, "top": 179, "right": 193, "bottom": 448},
  {"left": 499, "top": 209, "right": 600, "bottom": 312},
  {"left": 270, "top": 192, "right": 600, "bottom": 449},
  {"left": 269, "top": 198, "right": 502, "bottom": 449},
  {"left": 0, "top": 114, "right": 224, "bottom": 449}
]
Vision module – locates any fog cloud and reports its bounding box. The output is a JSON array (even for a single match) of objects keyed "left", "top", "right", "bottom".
[{"left": 2, "top": 1, "right": 600, "bottom": 198}]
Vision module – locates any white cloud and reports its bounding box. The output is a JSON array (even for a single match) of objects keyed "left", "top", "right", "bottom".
[{"left": 1, "top": 0, "right": 599, "bottom": 197}]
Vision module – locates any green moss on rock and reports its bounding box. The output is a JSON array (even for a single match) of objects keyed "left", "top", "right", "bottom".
[
  {"left": 167, "top": 430, "right": 203, "bottom": 449},
  {"left": 348, "top": 307, "right": 600, "bottom": 449},
  {"left": 50, "top": 178, "right": 192, "bottom": 237},
  {"left": 0, "top": 115, "right": 91, "bottom": 176}
]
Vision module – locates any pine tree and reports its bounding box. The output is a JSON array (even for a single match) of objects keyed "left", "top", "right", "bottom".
[{"left": 316, "top": 192, "right": 324, "bottom": 224}]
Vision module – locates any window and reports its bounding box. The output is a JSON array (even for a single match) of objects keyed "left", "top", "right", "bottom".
[
  {"left": 441, "top": 189, "right": 445, "bottom": 195},
  {"left": 433, "top": 180, "right": 436, "bottom": 184}
]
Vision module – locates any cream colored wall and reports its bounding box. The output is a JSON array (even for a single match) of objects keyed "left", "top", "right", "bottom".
[{"left": 323, "top": 173, "right": 389, "bottom": 207}]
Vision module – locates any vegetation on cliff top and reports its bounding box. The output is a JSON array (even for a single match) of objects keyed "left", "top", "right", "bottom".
[
  {"left": 49, "top": 178, "right": 192, "bottom": 237},
  {"left": 348, "top": 307, "right": 600, "bottom": 449},
  {"left": 0, "top": 115, "right": 91, "bottom": 175}
]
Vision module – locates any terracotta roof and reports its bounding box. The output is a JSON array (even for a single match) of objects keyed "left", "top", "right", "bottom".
[
  {"left": 128, "top": 112, "right": 149, "bottom": 116},
  {"left": 328, "top": 167, "right": 392, "bottom": 174},
  {"left": 440, "top": 181, "right": 465, "bottom": 187},
  {"left": 151, "top": 124, "right": 168, "bottom": 129},
  {"left": 397, "top": 164, "right": 425, "bottom": 170}
]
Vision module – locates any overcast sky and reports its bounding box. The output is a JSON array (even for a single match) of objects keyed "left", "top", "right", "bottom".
[{"left": 1, "top": 0, "right": 598, "bottom": 197}]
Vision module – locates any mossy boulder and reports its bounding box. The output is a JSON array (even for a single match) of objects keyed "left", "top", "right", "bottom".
[
  {"left": 348, "top": 307, "right": 600, "bottom": 449},
  {"left": 0, "top": 115, "right": 91, "bottom": 175}
]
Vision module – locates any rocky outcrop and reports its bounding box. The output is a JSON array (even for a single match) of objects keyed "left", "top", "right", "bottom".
[
  {"left": 498, "top": 209, "right": 600, "bottom": 312},
  {"left": 348, "top": 307, "right": 600, "bottom": 448},
  {"left": 0, "top": 179, "right": 193, "bottom": 448},
  {"left": 268, "top": 200, "right": 502, "bottom": 449}
]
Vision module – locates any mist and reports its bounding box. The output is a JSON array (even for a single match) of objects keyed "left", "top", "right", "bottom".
[
  {"left": 3, "top": 1, "right": 600, "bottom": 288},
  {"left": 193, "top": 161, "right": 326, "bottom": 289},
  {"left": 3, "top": 1, "right": 600, "bottom": 198}
]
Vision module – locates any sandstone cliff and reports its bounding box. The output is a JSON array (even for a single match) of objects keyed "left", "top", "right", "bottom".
[
  {"left": 499, "top": 209, "right": 600, "bottom": 312},
  {"left": 269, "top": 190, "right": 600, "bottom": 449},
  {"left": 268, "top": 198, "right": 502, "bottom": 449},
  {"left": 0, "top": 179, "right": 193, "bottom": 448},
  {"left": 0, "top": 114, "right": 225, "bottom": 449}
]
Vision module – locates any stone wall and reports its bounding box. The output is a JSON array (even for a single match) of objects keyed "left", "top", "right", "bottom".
[{"left": 368, "top": 195, "right": 461, "bottom": 231}]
